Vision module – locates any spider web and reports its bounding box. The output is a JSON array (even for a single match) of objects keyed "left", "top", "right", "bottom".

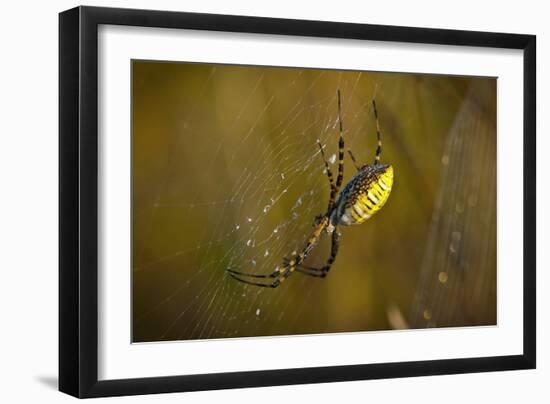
[{"left": 131, "top": 61, "right": 496, "bottom": 342}]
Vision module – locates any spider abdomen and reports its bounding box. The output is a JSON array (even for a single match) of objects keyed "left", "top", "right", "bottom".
[{"left": 332, "top": 164, "right": 393, "bottom": 226}]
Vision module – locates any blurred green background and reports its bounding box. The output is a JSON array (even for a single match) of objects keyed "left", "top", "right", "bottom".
[{"left": 132, "top": 60, "right": 496, "bottom": 342}]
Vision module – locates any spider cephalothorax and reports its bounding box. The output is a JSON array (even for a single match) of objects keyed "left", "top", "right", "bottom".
[{"left": 227, "top": 90, "right": 393, "bottom": 288}]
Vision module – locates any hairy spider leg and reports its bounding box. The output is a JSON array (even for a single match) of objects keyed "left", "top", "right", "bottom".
[
  {"left": 373, "top": 99, "right": 382, "bottom": 164},
  {"left": 317, "top": 141, "right": 336, "bottom": 195},
  {"left": 335, "top": 89, "right": 346, "bottom": 191},
  {"left": 295, "top": 230, "right": 340, "bottom": 278},
  {"left": 226, "top": 219, "right": 328, "bottom": 288},
  {"left": 346, "top": 97, "right": 384, "bottom": 170},
  {"left": 347, "top": 149, "right": 360, "bottom": 171}
]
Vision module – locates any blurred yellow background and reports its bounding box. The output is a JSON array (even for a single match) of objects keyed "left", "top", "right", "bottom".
[{"left": 132, "top": 61, "right": 496, "bottom": 342}]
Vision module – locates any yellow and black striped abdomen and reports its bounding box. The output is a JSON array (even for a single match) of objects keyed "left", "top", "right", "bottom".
[{"left": 333, "top": 164, "right": 393, "bottom": 226}]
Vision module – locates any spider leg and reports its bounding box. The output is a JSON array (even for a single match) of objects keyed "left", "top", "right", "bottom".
[
  {"left": 335, "top": 90, "right": 346, "bottom": 191},
  {"left": 295, "top": 230, "right": 340, "bottom": 278},
  {"left": 372, "top": 99, "right": 383, "bottom": 164},
  {"left": 294, "top": 267, "right": 327, "bottom": 278},
  {"left": 226, "top": 272, "right": 282, "bottom": 288},
  {"left": 317, "top": 141, "right": 337, "bottom": 194},
  {"left": 227, "top": 252, "right": 297, "bottom": 288},
  {"left": 226, "top": 219, "right": 328, "bottom": 288},
  {"left": 226, "top": 267, "right": 280, "bottom": 279},
  {"left": 347, "top": 149, "right": 361, "bottom": 171}
]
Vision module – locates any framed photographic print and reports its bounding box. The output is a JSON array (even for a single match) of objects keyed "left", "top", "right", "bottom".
[{"left": 59, "top": 5, "right": 536, "bottom": 398}]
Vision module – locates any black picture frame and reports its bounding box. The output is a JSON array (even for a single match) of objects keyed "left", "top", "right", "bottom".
[{"left": 59, "top": 5, "right": 536, "bottom": 398}]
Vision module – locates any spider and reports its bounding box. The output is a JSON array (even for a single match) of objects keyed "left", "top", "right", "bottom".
[{"left": 227, "top": 90, "right": 393, "bottom": 288}]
